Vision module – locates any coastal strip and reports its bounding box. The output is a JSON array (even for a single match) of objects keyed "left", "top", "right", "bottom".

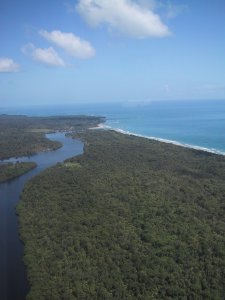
[
  {"left": 97, "top": 124, "right": 225, "bottom": 156},
  {"left": 18, "top": 128, "right": 225, "bottom": 299}
]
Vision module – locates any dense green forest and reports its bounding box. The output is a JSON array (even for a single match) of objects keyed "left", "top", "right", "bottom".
[
  {"left": 0, "top": 115, "right": 103, "bottom": 159},
  {"left": 18, "top": 130, "right": 225, "bottom": 299},
  {"left": 0, "top": 162, "right": 37, "bottom": 182}
]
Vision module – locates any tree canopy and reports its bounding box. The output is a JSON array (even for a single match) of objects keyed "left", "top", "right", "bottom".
[
  {"left": 0, "top": 115, "right": 103, "bottom": 159},
  {"left": 18, "top": 130, "right": 225, "bottom": 299}
]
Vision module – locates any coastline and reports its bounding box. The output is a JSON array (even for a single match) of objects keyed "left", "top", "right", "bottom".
[
  {"left": 95, "top": 123, "right": 225, "bottom": 157},
  {"left": 18, "top": 126, "right": 225, "bottom": 299}
]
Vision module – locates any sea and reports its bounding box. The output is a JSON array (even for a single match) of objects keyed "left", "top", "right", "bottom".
[{"left": 1, "top": 99, "right": 225, "bottom": 155}]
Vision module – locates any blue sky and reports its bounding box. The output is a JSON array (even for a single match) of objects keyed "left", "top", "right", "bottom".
[{"left": 0, "top": 0, "right": 225, "bottom": 106}]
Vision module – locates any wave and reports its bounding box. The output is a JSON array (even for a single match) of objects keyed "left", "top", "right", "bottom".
[{"left": 98, "top": 124, "right": 225, "bottom": 156}]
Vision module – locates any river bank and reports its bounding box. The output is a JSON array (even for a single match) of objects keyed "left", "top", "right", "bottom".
[
  {"left": 0, "top": 132, "right": 83, "bottom": 300},
  {"left": 18, "top": 129, "right": 225, "bottom": 299},
  {"left": 0, "top": 162, "right": 37, "bottom": 183}
]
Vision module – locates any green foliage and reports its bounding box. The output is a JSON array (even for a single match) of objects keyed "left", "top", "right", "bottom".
[
  {"left": 0, "top": 162, "right": 37, "bottom": 182},
  {"left": 0, "top": 115, "right": 103, "bottom": 159},
  {"left": 18, "top": 130, "right": 225, "bottom": 299}
]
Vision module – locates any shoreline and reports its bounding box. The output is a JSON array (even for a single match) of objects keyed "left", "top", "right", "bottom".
[
  {"left": 95, "top": 123, "right": 225, "bottom": 157},
  {"left": 18, "top": 123, "right": 225, "bottom": 299},
  {"left": 0, "top": 132, "right": 84, "bottom": 300},
  {"left": 0, "top": 162, "right": 37, "bottom": 183}
]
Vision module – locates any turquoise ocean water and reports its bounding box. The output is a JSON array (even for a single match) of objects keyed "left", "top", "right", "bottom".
[{"left": 1, "top": 100, "right": 225, "bottom": 154}]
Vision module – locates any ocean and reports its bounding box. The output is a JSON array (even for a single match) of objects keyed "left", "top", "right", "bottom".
[{"left": 1, "top": 99, "right": 225, "bottom": 155}]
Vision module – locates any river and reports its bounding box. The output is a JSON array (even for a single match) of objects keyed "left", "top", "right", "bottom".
[{"left": 0, "top": 132, "right": 83, "bottom": 300}]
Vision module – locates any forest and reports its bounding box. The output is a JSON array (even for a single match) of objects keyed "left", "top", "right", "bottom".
[
  {"left": 18, "top": 129, "right": 225, "bottom": 299},
  {"left": 0, "top": 114, "right": 103, "bottom": 159},
  {"left": 0, "top": 162, "right": 37, "bottom": 182}
]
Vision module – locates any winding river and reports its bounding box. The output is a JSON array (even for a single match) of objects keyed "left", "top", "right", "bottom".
[{"left": 0, "top": 132, "right": 83, "bottom": 300}]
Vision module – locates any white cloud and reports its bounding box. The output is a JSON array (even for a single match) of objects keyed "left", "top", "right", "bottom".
[
  {"left": 136, "top": 0, "right": 157, "bottom": 10},
  {"left": 76, "top": 0, "right": 171, "bottom": 38},
  {"left": 137, "top": 1, "right": 188, "bottom": 19},
  {"left": 39, "top": 30, "right": 96, "bottom": 59},
  {"left": 22, "top": 43, "right": 65, "bottom": 67},
  {"left": 0, "top": 58, "right": 20, "bottom": 73}
]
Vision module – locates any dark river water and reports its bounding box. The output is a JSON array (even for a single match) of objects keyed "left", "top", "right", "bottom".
[{"left": 0, "top": 132, "right": 83, "bottom": 300}]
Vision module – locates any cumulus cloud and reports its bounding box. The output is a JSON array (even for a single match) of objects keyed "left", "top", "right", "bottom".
[
  {"left": 22, "top": 43, "right": 65, "bottom": 67},
  {"left": 39, "top": 30, "right": 96, "bottom": 59},
  {"left": 0, "top": 58, "right": 20, "bottom": 72},
  {"left": 76, "top": 0, "right": 171, "bottom": 38}
]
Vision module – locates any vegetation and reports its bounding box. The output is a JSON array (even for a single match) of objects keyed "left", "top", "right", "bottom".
[
  {"left": 18, "top": 130, "right": 225, "bottom": 299},
  {"left": 0, "top": 115, "right": 104, "bottom": 159},
  {"left": 0, "top": 162, "right": 37, "bottom": 182}
]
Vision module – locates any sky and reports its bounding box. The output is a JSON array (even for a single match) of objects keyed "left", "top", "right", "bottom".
[{"left": 0, "top": 0, "right": 225, "bottom": 106}]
